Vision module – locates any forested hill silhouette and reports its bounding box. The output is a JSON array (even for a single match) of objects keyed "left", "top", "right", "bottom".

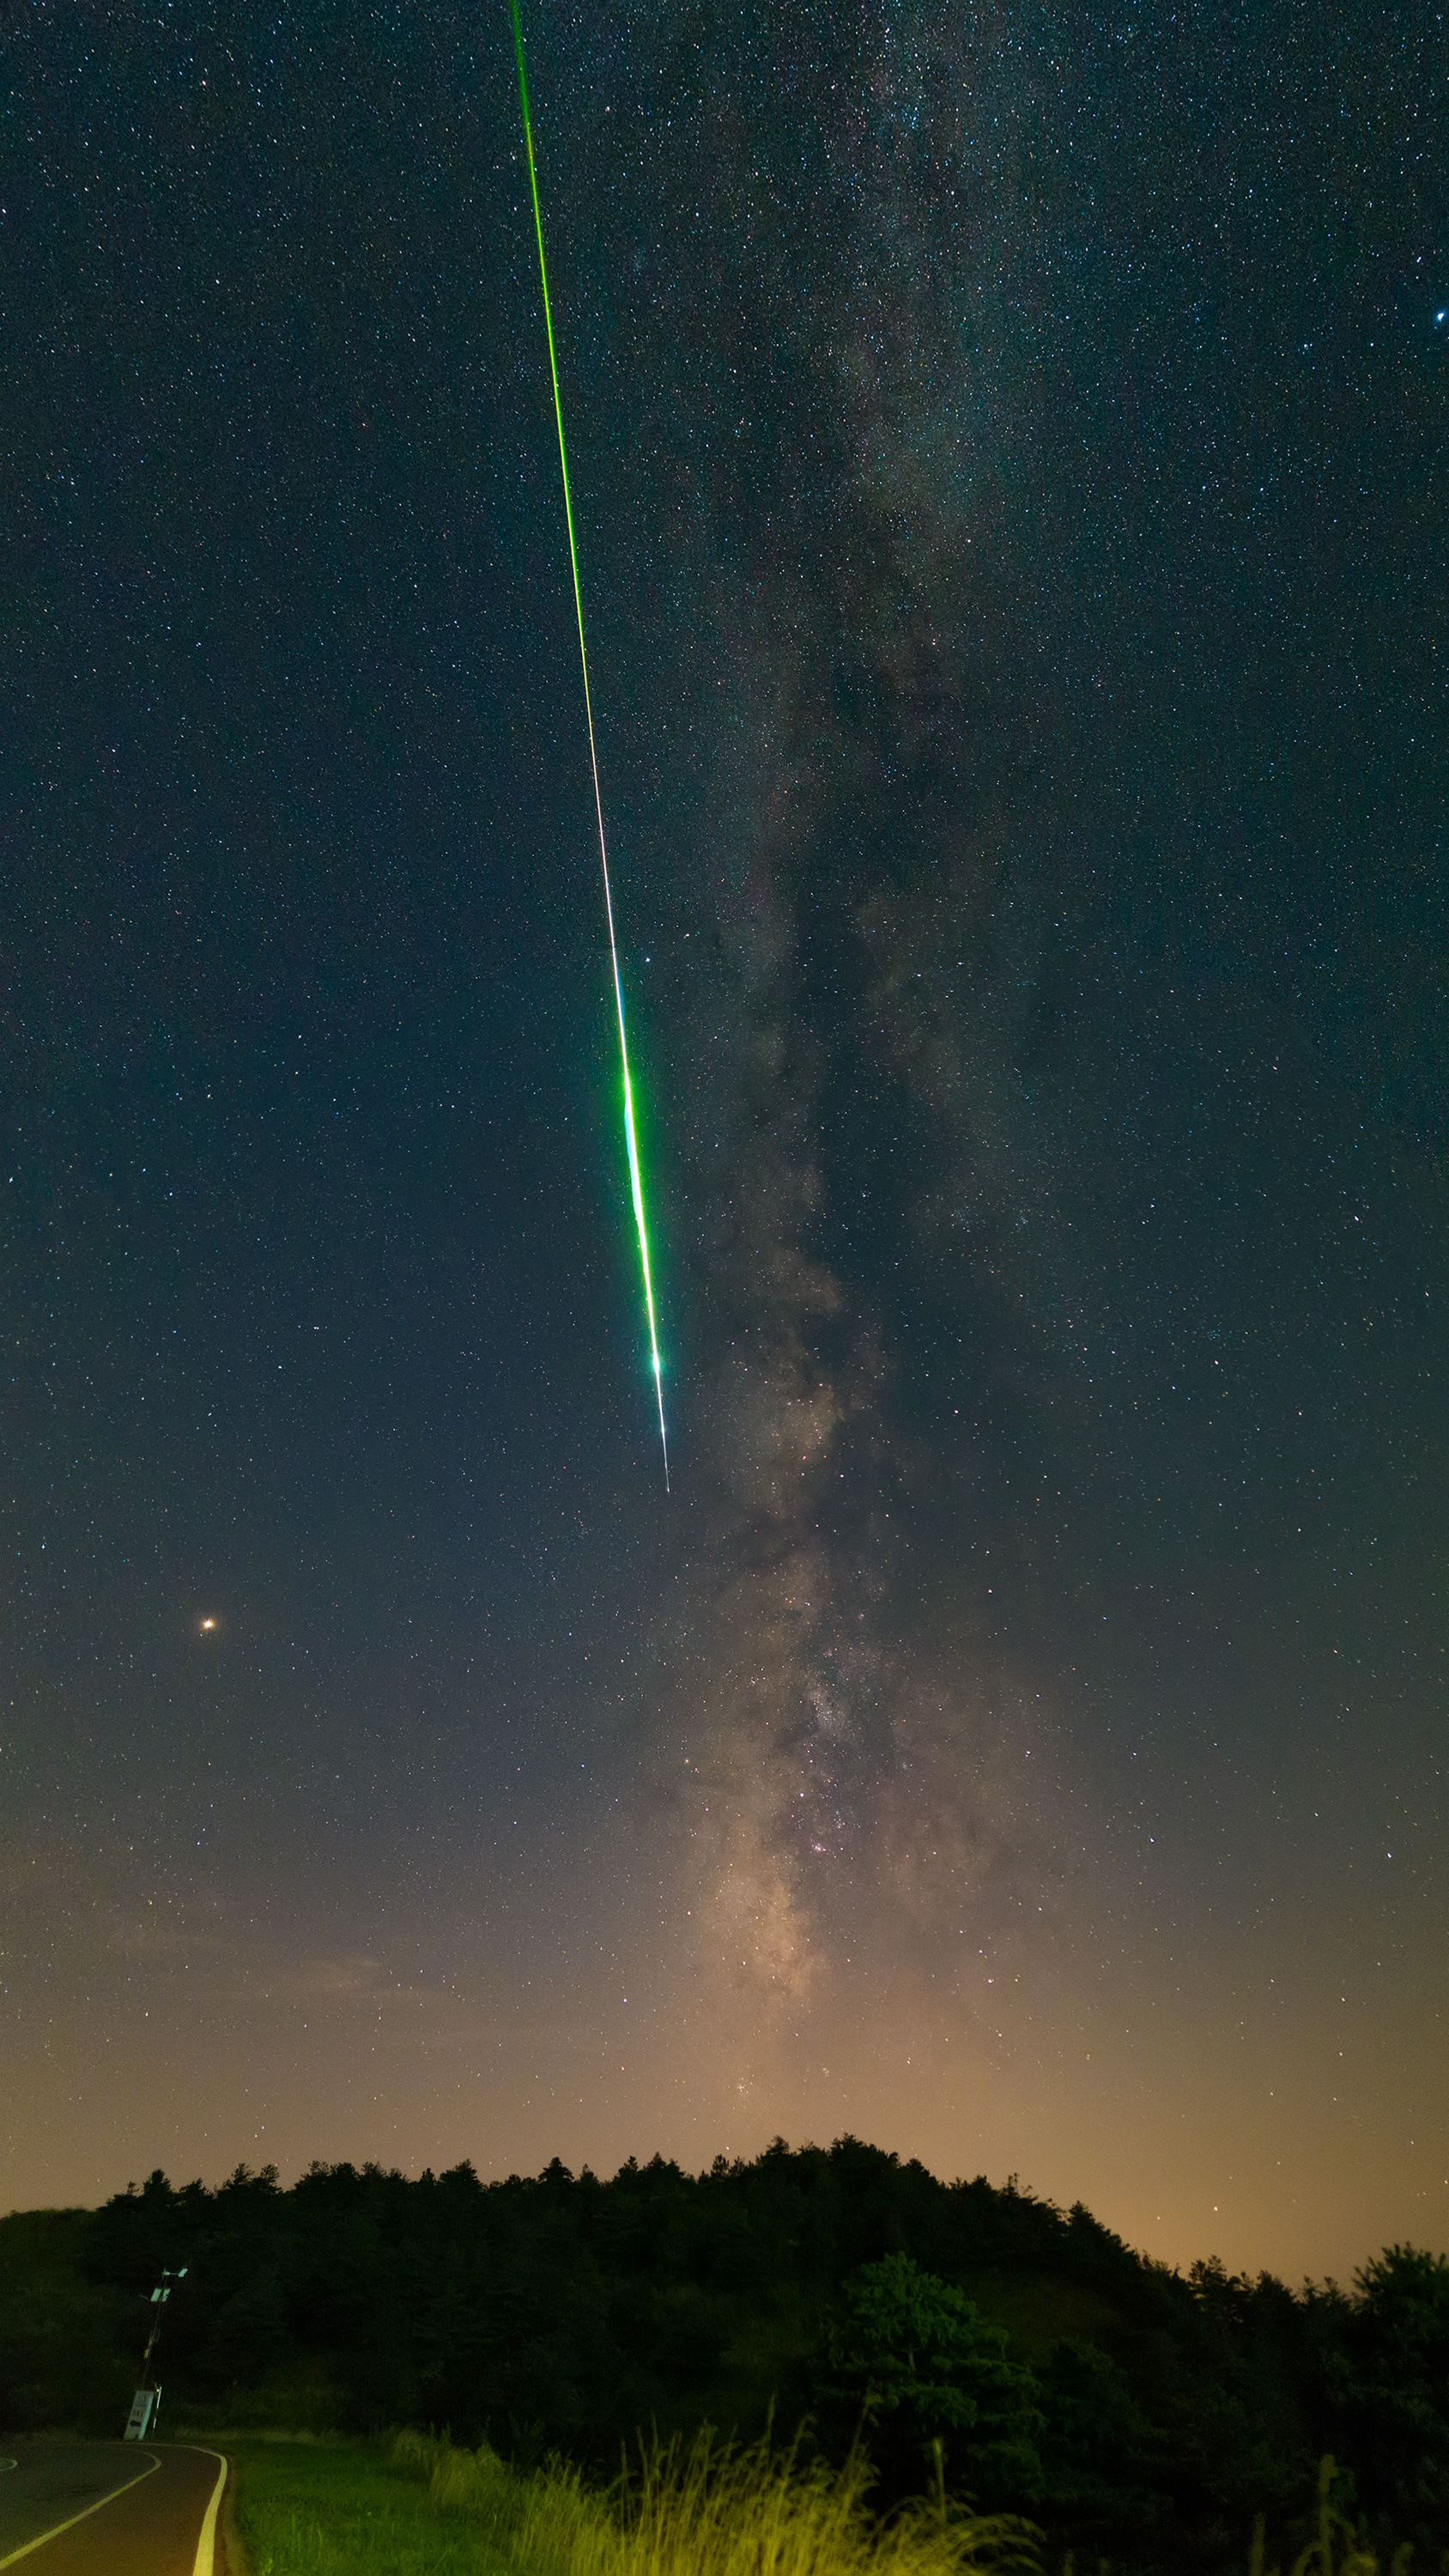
[{"left": 3, "top": 2138, "right": 1446, "bottom": 2571}]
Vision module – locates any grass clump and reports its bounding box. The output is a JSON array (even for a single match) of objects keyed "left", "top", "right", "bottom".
[
  {"left": 234, "top": 2429, "right": 1418, "bottom": 2576},
  {"left": 232, "top": 2433, "right": 514, "bottom": 2574},
  {"left": 1249, "top": 2456, "right": 1415, "bottom": 2576},
  {"left": 399, "top": 2425, "right": 1040, "bottom": 2576}
]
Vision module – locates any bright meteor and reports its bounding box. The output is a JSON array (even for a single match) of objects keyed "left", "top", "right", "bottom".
[{"left": 509, "top": 0, "right": 670, "bottom": 1492}]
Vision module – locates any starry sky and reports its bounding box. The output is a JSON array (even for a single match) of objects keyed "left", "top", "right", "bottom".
[{"left": 3, "top": 0, "right": 1446, "bottom": 2279}]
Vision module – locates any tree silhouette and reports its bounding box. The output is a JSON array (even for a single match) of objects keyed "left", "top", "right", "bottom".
[{"left": 828, "top": 2251, "right": 1044, "bottom": 2506}]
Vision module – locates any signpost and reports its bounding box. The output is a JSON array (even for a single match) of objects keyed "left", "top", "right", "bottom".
[{"left": 124, "top": 2387, "right": 157, "bottom": 2440}]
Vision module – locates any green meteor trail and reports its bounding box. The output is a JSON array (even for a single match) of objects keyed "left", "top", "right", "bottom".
[{"left": 508, "top": 0, "right": 669, "bottom": 1489}]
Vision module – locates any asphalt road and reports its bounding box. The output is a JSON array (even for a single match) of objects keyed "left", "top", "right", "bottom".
[{"left": 0, "top": 2442, "right": 225, "bottom": 2574}]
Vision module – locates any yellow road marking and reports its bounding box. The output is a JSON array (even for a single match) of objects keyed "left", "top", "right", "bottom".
[
  {"left": 0, "top": 2452, "right": 161, "bottom": 2568},
  {"left": 187, "top": 2451, "right": 227, "bottom": 2576}
]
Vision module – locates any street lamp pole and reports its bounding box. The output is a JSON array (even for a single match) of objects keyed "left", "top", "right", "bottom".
[{"left": 124, "top": 2265, "right": 188, "bottom": 2440}]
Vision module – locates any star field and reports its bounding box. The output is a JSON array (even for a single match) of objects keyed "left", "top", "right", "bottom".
[{"left": 3, "top": 0, "right": 1446, "bottom": 2273}]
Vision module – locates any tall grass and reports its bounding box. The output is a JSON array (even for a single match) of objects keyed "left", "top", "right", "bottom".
[
  {"left": 394, "top": 2425, "right": 1041, "bottom": 2576},
  {"left": 237, "top": 2433, "right": 1418, "bottom": 2576},
  {"left": 1247, "top": 2456, "right": 1414, "bottom": 2576}
]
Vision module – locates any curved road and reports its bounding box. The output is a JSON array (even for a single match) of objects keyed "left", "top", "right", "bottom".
[{"left": 0, "top": 2443, "right": 226, "bottom": 2574}]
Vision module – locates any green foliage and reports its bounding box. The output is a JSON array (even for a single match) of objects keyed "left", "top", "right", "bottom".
[
  {"left": 2, "top": 2142, "right": 1447, "bottom": 2571},
  {"left": 1034, "top": 2338, "right": 1165, "bottom": 2553},
  {"left": 231, "top": 2436, "right": 513, "bottom": 2574},
  {"left": 828, "top": 2253, "right": 1045, "bottom": 2506},
  {"left": 0, "top": 2207, "right": 136, "bottom": 2432},
  {"left": 1248, "top": 2450, "right": 1391, "bottom": 2576},
  {"left": 1321, "top": 2247, "right": 1449, "bottom": 2551},
  {"left": 236, "top": 2428, "right": 1041, "bottom": 2576},
  {"left": 415, "top": 2425, "right": 1040, "bottom": 2576}
]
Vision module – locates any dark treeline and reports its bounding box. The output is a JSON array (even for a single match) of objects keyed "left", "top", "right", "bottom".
[{"left": 3, "top": 2141, "right": 1447, "bottom": 2572}]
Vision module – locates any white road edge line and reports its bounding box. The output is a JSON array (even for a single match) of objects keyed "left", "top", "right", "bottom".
[
  {"left": 0, "top": 2451, "right": 162, "bottom": 2569},
  {"left": 188, "top": 2451, "right": 227, "bottom": 2576}
]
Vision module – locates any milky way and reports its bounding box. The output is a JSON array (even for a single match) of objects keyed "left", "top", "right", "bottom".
[{"left": 3, "top": 0, "right": 1444, "bottom": 2275}]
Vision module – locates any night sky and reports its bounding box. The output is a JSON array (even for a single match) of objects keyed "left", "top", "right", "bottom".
[{"left": 4, "top": 1, "right": 1446, "bottom": 2280}]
